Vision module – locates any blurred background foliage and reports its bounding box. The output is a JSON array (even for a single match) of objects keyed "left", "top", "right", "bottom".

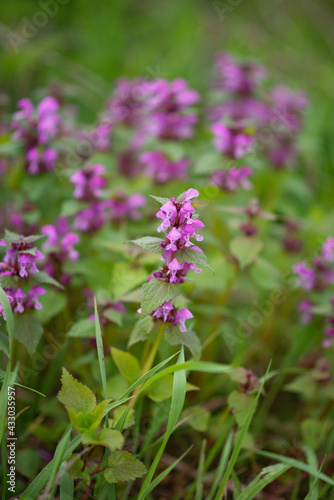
[{"left": 1, "top": 0, "right": 334, "bottom": 196}]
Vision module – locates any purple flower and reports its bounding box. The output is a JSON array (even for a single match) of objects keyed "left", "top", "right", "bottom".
[
  {"left": 323, "top": 238, "right": 334, "bottom": 262},
  {"left": 211, "top": 166, "right": 253, "bottom": 192},
  {"left": 213, "top": 52, "right": 266, "bottom": 95},
  {"left": 27, "top": 286, "right": 46, "bottom": 310},
  {"left": 166, "top": 227, "right": 182, "bottom": 252},
  {"left": 139, "top": 151, "right": 189, "bottom": 183},
  {"left": 41, "top": 219, "right": 79, "bottom": 263},
  {"left": 298, "top": 300, "right": 314, "bottom": 324},
  {"left": 70, "top": 164, "right": 106, "bottom": 201},
  {"left": 153, "top": 301, "right": 174, "bottom": 323},
  {"left": 13, "top": 288, "right": 26, "bottom": 313},
  {"left": 37, "top": 97, "right": 60, "bottom": 144},
  {"left": 168, "top": 258, "right": 182, "bottom": 283},
  {"left": 157, "top": 201, "right": 178, "bottom": 232},
  {"left": 211, "top": 122, "right": 253, "bottom": 159},
  {"left": 175, "top": 308, "right": 194, "bottom": 333},
  {"left": 293, "top": 262, "right": 315, "bottom": 291}
]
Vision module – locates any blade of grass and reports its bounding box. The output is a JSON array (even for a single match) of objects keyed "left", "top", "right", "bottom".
[
  {"left": 238, "top": 463, "right": 290, "bottom": 500},
  {"left": 0, "top": 288, "right": 14, "bottom": 445},
  {"left": 138, "top": 346, "right": 186, "bottom": 499},
  {"left": 45, "top": 424, "right": 73, "bottom": 496},
  {"left": 206, "top": 431, "right": 233, "bottom": 500},
  {"left": 255, "top": 450, "right": 334, "bottom": 488},
  {"left": 214, "top": 361, "right": 272, "bottom": 500},
  {"left": 195, "top": 439, "right": 207, "bottom": 500},
  {"left": 302, "top": 445, "right": 323, "bottom": 500},
  {"left": 21, "top": 435, "right": 81, "bottom": 499},
  {"left": 144, "top": 445, "right": 193, "bottom": 496},
  {"left": 59, "top": 470, "right": 74, "bottom": 500}
]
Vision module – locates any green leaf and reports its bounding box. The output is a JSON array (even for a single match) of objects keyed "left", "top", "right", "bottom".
[
  {"left": 103, "top": 308, "right": 123, "bottom": 327},
  {"left": 238, "top": 463, "right": 290, "bottom": 500},
  {"left": 182, "top": 406, "right": 210, "bottom": 432},
  {"left": 110, "top": 261, "right": 148, "bottom": 301},
  {"left": 58, "top": 368, "right": 96, "bottom": 413},
  {"left": 176, "top": 248, "right": 214, "bottom": 274},
  {"left": 36, "top": 291, "right": 67, "bottom": 324},
  {"left": 0, "top": 331, "right": 9, "bottom": 357},
  {"left": 67, "top": 319, "right": 95, "bottom": 339},
  {"left": 228, "top": 391, "right": 256, "bottom": 427},
  {"left": 16, "top": 449, "right": 42, "bottom": 479},
  {"left": 301, "top": 419, "right": 326, "bottom": 450},
  {"left": 13, "top": 313, "right": 43, "bottom": 356},
  {"left": 164, "top": 329, "right": 201, "bottom": 359},
  {"left": 141, "top": 279, "right": 181, "bottom": 316},
  {"left": 250, "top": 257, "right": 281, "bottom": 290},
  {"left": 148, "top": 375, "right": 198, "bottom": 402},
  {"left": 131, "top": 236, "right": 164, "bottom": 253},
  {"left": 229, "top": 236, "right": 263, "bottom": 269},
  {"left": 149, "top": 195, "right": 170, "bottom": 204},
  {"left": 128, "top": 316, "right": 154, "bottom": 347},
  {"left": 111, "top": 347, "right": 141, "bottom": 385},
  {"left": 82, "top": 428, "right": 124, "bottom": 452},
  {"left": 67, "top": 454, "right": 90, "bottom": 485},
  {"left": 104, "top": 451, "right": 147, "bottom": 484},
  {"left": 0, "top": 274, "right": 18, "bottom": 288},
  {"left": 32, "top": 271, "right": 64, "bottom": 289},
  {"left": 68, "top": 401, "right": 109, "bottom": 433}
]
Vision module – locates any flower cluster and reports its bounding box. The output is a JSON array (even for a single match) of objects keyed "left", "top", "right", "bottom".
[
  {"left": 11, "top": 96, "right": 61, "bottom": 175},
  {"left": 141, "top": 188, "right": 204, "bottom": 334},
  {"left": 0, "top": 232, "right": 46, "bottom": 321},
  {"left": 208, "top": 52, "right": 307, "bottom": 190},
  {"left": 108, "top": 78, "right": 199, "bottom": 183},
  {"left": 41, "top": 217, "right": 79, "bottom": 285},
  {"left": 294, "top": 237, "right": 334, "bottom": 347},
  {"left": 70, "top": 164, "right": 145, "bottom": 232}
]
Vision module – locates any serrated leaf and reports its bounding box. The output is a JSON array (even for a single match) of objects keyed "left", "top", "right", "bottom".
[
  {"left": 149, "top": 195, "right": 171, "bottom": 204},
  {"left": 82, "top": 428, "right": 124, "bottom": 452},
  {"left": 58, "top": 368, "right": 96, "bottom": 413},
  {"left": 18, "top": 247, "right": 37, "bottom": 256},
  {"left": 110, "top": 262, "right": 147, "bottom": 301},
  {"left": 32, "top": 271, "right": 64, "bottom": 289},
  {"left": 229, "top": 236, "right": 263, "bottom": 269},
  {"left": 164, "top": 329, "right": 201, "bottom": 359},
  {"left": 111, "top": 347, "right": 140, "bottom": 385},
  {"left": 176, "top": 247, "right": 214, "bottom": 273},
  {"left": 67, "top": 401, "right": 109, "bottom": 433},
  {"left": 67, "top": 318, "right": 95, "bottom": 339},
  {"left": 130, "top": 236, "right": 164, "bottom": 253},
  {"left": 104, "top": 451, "right": 147, "bottom": 484},
  {"left": 0, "top": 274, "right": 18, "bottom": 288},
  {"left": 4, "top": 230, "right": 44, "bottom": 244},
  {"left": 13, "top": 313, "right": 43, "bottom": 356},
  {"left": 128, "top": 316, "right": 154, "bottom": 347},
  {"left": 141, "top": 279, "right": 181, "bottom": 316},
  {"left": 182, "top": 406, "right": 210, "bottom": 432},
  {"left": 67, "top": 455, "right": 91, "bottom": 485}
]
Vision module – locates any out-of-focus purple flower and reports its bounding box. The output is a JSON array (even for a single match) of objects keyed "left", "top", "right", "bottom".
[
  {"left": 141, "top": 78, "right": 199, "bottom": 140},
  {"left": 213, "top": 52, "right": 266, "bottom": 95},
  {"left": 107, "top": 192, "right": 146, "bottom": 222},
  {"left": 298, "top": 300, "right": 314, "bottom": 324},
  {"left": 211, "top": 122, "right": 253, "bottom": 159},
  {"left": 41, "top": 218, "right": 79, "bottom": 263},
  {"left": 211, "top": 166, "right": 253, "bottom": 192},
  {"left": 139, "top": 151, "right": 189, "bottom": 183},
  {"left": 323, "top": 238, "right": 334, "bottom": 262},
  {"left": 293, "top": 262, "right": 316, "bottom": 291},
  {"left": 107, "top": 78, "right": 147, "bottom": 126},
  {"left": 270, "top": 85, "right": 308, "bottom": 134},
  {"left": 70, "top": 164, "right": 106, "bottom": 200},
  {"left": 11, "top": 96, "right": 61, "bottom": 175}
]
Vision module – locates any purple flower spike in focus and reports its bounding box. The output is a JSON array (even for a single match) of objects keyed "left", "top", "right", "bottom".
[
  {"left": 175, "top": 308, "right": 194, "bottom": 333},
  {"left": 151, "top": 301, "right": 193, "bottom": 333}
]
